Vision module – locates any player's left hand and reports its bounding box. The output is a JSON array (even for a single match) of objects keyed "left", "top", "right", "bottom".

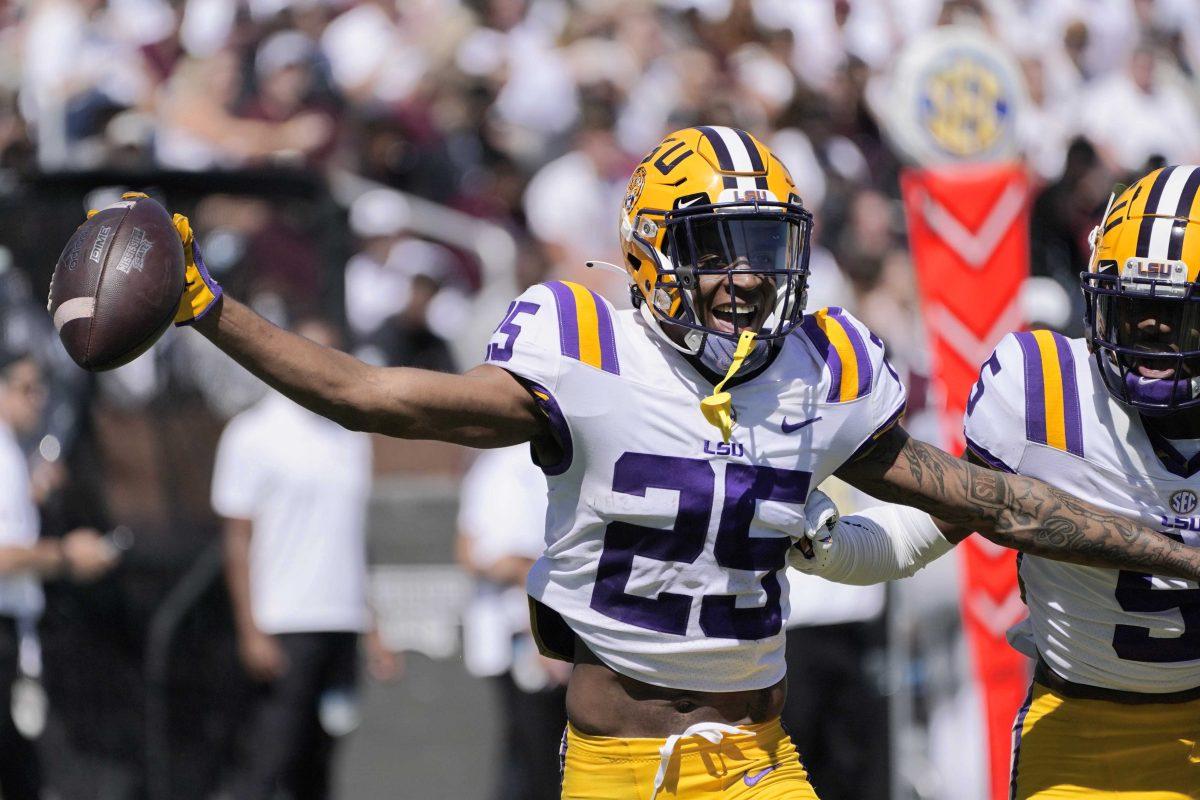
[
  {"left": 787, "top": 489, "right": 840, "bottom": 573},
  {"left": 170, "top": 212, "right": 223, "bottom": 326}
]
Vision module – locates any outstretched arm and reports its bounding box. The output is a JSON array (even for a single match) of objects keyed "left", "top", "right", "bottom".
[
  {"left": 193, "top": 296, "right": 544, "bottom": 447},
  {"left": 161, "top": 205, "right": 546, "bottom": 447},
  {"left": 836, "top": 425, "right": 1200, "bottom": 581}
]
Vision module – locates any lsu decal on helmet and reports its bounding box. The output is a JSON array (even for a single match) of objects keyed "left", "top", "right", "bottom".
[
  {"left": 618, "top": 126, "right": 813, "bottom": 372},
  {"left": 1084, "top": 165, "right": 1200, "bottom": 414}
]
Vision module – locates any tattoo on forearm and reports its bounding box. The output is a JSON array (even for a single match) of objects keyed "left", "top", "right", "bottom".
[{"left": 837, "top": 426, "right": 1200, "bottom": 581}]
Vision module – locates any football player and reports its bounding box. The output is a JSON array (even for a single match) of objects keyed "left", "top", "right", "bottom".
[
  {"left": 793, "top": 165, "right": 1200, "bottom": 798},
  {"left": 163, "top": 133, "right": 1200, "bottom": 799}
]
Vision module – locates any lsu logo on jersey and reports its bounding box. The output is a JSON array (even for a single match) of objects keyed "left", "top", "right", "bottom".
[{"left": 703, "top": 440, "right": 745, "bottom": 457}]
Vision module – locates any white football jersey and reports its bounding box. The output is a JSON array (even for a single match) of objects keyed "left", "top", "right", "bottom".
[
  {"left": 483, "top": 281, "right": 906, "bottom": 692},
  {"left": 965, "top": 330, "right": 1200, "bottom": 694}
]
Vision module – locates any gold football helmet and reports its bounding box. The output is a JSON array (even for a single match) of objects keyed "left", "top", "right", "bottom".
[
  {"left": 1084, "top": 166, "right": 1200, "bottom": 414},
  {"left": 617, "top": 126, "right": 813, "bottom": 366}
]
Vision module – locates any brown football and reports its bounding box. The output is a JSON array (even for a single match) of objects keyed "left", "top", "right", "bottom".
[{"left": 49, "top": 195, "right": 185, "bottom": 371}]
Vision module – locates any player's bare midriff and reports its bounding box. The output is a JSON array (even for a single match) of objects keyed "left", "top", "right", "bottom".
[{"left": 565, "top": 638, "right": 786, "bottom": 738}]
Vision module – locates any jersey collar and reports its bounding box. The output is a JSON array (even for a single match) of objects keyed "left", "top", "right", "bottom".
[{"left": 1140, "top": 416, "right": 1200, "bottom": 478}]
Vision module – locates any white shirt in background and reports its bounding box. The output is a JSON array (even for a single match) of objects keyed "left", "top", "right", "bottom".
[
  {"left": 0, "top": 422, "right": 44, "bottom": 619},
  {"left": 458, "top": 445, "right": 547, "bottom": 678},
  {"left": 211, "top": 392, "right": 372, "bottom": 635}
]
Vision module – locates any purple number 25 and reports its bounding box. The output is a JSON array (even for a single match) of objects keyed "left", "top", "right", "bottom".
[
  {"left": 486, "top": 301, "right": 539, "bottom": 362},
  {"left": 591, "top": 452, "right": 810, "bottom": 641}
]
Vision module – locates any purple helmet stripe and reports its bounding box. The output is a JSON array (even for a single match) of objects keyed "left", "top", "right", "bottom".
[
  {"left": 800, "top": 314, "right": 844, "bottom": 402},
  {"left": 1014, "top": 331, "right": 1047, "bottom": 446},
  {"left": 547, "top": 281, "right": 580, "bottom": 360},
  {"left": 589, "top": 288, "right": 621, "bottom": 375},
  {"left": 1052, "top": 333, "right": 1085, "bottom": 458},
  {"left": 826, "top": 307, "right": 873, "bottom": 400},
  {"left": 1174, "top": 167, "right": 1200, "bottom": 217}
]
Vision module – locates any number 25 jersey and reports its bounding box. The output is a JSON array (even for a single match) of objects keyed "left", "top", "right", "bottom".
[
  {"left": 483, "top": 281, "right": 906, "bottom": 692},
  {"left": 966, "top": 330, "right": 1200, "bottom": 693}
]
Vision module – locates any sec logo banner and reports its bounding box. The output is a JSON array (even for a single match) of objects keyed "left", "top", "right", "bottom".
[{"left": 883, "top": 26, "right": 1028, "bottom": 167}]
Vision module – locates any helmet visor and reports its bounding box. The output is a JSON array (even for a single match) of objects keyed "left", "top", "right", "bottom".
[
  {"left": 1086, "top": 268, "right": 1200, "bottom": 410},
  {"left": 1096, "top": 293, "right": 1200, "bottom": 378},
  {"left": 663, "top": 206, "right": 810, "bottom": 340}
]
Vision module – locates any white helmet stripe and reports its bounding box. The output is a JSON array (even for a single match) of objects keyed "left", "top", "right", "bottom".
[
  {"left": 1148, "top": 166, "right": 1199, "bottom": 259},
  {"left": 710, "top": 126, "right": 760, "bottom": 192}
]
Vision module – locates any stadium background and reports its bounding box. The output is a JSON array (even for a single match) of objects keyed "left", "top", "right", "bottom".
[{"left": 3, "top": 0, "right": 1200, "bottom": 797}]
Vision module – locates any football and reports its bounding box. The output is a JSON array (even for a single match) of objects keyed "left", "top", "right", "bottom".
[{"left": 49, "top": 194, "right": 185, "bottom": 371}]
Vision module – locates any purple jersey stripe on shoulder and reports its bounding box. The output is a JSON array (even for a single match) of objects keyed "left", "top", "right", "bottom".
[
  {"left": 1052, "top": 334, "right": 1085, "bottom": 458},
  {"left": 848, "top": 399, "right": 907, "bottom": 461},
  {"left": 546, "top": 281, "right": 580, "bottom": 360},
  {"left": 589, "top": 289, "right": 620, "bottom": 375},
  {"left": 964, "top": 435, "right": 1017, "bottom": 473},
  {"left": 827, "top": 307, "right": 873, "bottom": 399},
  {"left": 800, "top": 313, "right": 843, "bottom": 402},
  {"left": 1014, "top": 331, "right": 1046, "bottom": 446}
]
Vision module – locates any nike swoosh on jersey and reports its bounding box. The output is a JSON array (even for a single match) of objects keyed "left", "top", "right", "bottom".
[
  {"left": 781, "top": 416, "right": 821, "bottom": 434},
  {"left": 743, "top": 765, "right": 778, "bottom": 787}
]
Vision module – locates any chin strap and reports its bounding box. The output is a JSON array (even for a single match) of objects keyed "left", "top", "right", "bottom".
[{"left": 700, "top": 330, "right": 758, "bottom": 443}]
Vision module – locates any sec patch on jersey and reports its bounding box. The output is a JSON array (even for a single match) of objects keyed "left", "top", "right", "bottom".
[{"left": 49, "top": 193, "right": 185, "bottom": 371}]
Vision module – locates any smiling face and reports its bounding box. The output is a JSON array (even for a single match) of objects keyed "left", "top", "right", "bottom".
[
  {"left": 695, "top": 266, "right": 778, "bottom": 335},
  {"left": 668, "top": 214, "right": 791, "bottom": 338}
]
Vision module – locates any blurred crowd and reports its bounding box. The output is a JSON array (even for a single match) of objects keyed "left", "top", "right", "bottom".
[{"left": 5, "top": 0, "right": 1200, "bottom": 380}]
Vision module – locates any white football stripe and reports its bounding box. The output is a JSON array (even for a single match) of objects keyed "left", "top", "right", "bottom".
[
  {"left": 53, "top": 296, "right": 96, "bottom": 331},
  {"left": 1147, "top": 166, "right": 1195, "bottom": 259}
]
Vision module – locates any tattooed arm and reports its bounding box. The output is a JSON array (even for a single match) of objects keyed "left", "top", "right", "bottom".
[{"left": 835, "top": 426, "right": 1200, "bottom": 581}]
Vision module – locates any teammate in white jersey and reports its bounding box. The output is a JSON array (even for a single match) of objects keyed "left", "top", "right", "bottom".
[
  {"left": 148, "top": 133, "right": 1200, "bottom": 799},
  {"left": 793, "top": 166, "right": 1200, "bottom": 798}
]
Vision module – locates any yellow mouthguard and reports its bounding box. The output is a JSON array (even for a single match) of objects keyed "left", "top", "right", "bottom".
[{"left": 700, "top": 330, "right": 758, "bottom": 443}]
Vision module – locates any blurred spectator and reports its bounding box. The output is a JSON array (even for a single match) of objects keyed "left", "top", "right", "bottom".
[
  {"left": 455, "top": 445, "right": 566, "bottom": 800},
  {"left": 213, "top": 319, "right": 396, "bottom": 800},
  {"left": 155, "top": 48, "right": 330, "bottom": 170},
  {"left": 1080, "top": 40, "right": 1200, "bottom": 172},
  {"left": 238, "top": 30, "right": 337, "bottom": 167},
  {"left": 523, "top": 99, "right": 633, "bottom": 294},
  {"left": 1029, "top": 137, "right": 1110, "bottom": 336},
  {"left": 343, "top": 188, "right": 413, "bottom": 341},
  {"left": 358, "top": 268, "right": 460, "bottom": 372},
  {"left": 1015, "top": 55, "right": 1079, "bottom": 181},
  {"left": 0, "top": 349, "right": 117, "bottom": 800},
  {"left": 343, "top": 191, "right": 462, "bottom": 371}
]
